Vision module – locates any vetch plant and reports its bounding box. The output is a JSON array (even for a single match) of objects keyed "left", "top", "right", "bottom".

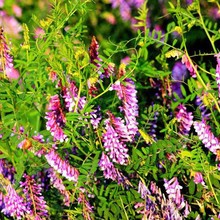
[{"left": 0, "top": 0, "right": 220, "bottom": 219}]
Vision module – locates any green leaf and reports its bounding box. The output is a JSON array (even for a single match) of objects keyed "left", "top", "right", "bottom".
[
  {"left": 181, "top": 84, "right": 187, "bottom": 97},
  {"left": 189, "top": 180, "right": 196, "bottom": 195}
]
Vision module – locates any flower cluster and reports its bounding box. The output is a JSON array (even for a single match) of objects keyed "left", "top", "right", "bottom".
[
  {"left": 45, "top": 149, "right": 79, "bottom": 182},
  {"left": 109, "top": 0, "right": 144, "bottom": 21},
  {"left": 45, "top": 94, "right": 67, "bottom": 142},
  {"left": 164, "top": 177, "right": 190, "bottom": 213},
  {"left": 194, "top": 120, "right": 220, "bottom": 156},
  {"left": 90, "top": 106, "right": 102, "bottom": 129},
  {"left": 176, "top": 104, "right": 193, "bottom": 135},
  {"left": 103, "top": 62, "right": 115, "bottom": 78},
  {"left": 181, "top": 54, "right": 197, "bottom": 78},
  {"left": 0, "top": 158, "right": 15, "bottom": 183},
  {"left": 111, "top": 65, "right": 139, "bottom": 140},
  {"left": 20, "top": 174, "right": 48, "bottom": 218},
  {"left": 0, "top": 11, "right": 22, "bottom": 38},
  {"left": 78, "top": 189, "right": 94, "bottom": 220},
  {"left": 62, "top": 80, "right": 86, "bottom": 112},
  {"left": 193, "top": 172, "right": 205, "bottom": 186},
  {"left": 148, "top": 107, "right": 159, "bottom": 140},
  {"left": 1, "top": 183, "right": 28, "bottom": 219},
  {"left": 102, "top": 117, "right": 129, "bottom": 165},
  {"left": 98, "top": 152, "right": 129, "bottom": 185},
  {"left": 48, "top": 168, "right": 70, "bottom": 206},
  {"left": 99, "top": 153, "right": 118, "bottom": 180},
  {"left": 135, "top": 180, "right": 190, "bottom": 219},
  {"left": 171, "top": 61, "right": 188, "bottom": 99},
  {"left": 89, "top": 36, "right": 102, "bottom": 70},
  {"left": 0, "top": 26, "right": 19, "bottom": 80},
  {"left": 195, "top": 96, "right": 210, "bottom": 120},
  {"left": 107, "top": 111, "right": 132, "bottom": 142},
  {"left": 215, "top": 53, "right": 220, "bottom": 97}
]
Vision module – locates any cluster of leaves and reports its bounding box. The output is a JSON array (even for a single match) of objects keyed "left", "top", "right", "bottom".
[{"left": 0, "top": 0, "right": 220, "bottom": 219}]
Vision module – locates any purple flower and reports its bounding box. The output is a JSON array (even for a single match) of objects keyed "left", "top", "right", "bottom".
[
  {"left": 194, "top": 120, "right": 220, "bottom": 155},
  {"left": 102, "top": 118, "right": 129, "bottom": 165},
  {"left": 90, "top": 106, "right": 102, "bottom": 129},
  {"left": 89, "top": 36, "right": 102, "bottom": 76},
  {"left": 182, "top": 54, "right": 197, "bottom": 78},
  {"left": 120, "top": 2, "right": 131, "bottom": 21},
  {"left": 32, "top": 133, "right": 45, "bottom": 143},
  {"left": 0, "top": 159, "right": 15, "bottom": 183},
  {"left": 215, "top": 53, "right": 220, "bottom": 97},
  {"left": 149, "top": 107, "right": 159, "bottom": 140},
  {"left": 0, "top": 11, "right": 22, "bottom": 38},
  {"left": 20, "top": 174, "right": 48, "bottom": 218},
  {"left": 89, "top": 36, "right": 102, "bottom": 65},
  {"left": 99, "top": 153, "right": 118, "bottom": 180},
  {"left": 62, "top": 80, "right": 86, "bottom": 112},
  {"left": 193, "top": 172, "right": 205, "bottom": 186},
  {"left": 98, "top": 153, "right": 129, "bottom": 185},
  {"left": 0, "top": 27, "right": 20, "bottom": 80},
  {"left": 138, "top": 181, "right": 150, "bottom": 199},
  {"left": 164, "top": 177, "right": 185, "bottom": 209},
  {"left": 0, "top": 0, "right": 4, "bottom": 7},
  {"left": 111, "top": 68, "right": 138, "bottom": 139},
  {"left": 103, "top": 62, "right": 115, "bottom": 78},
  {"left": 45, "top": 149, "right": 79, "bottom": 182},
  {"left": 78, "top": 190, "right": 93, "bottom": 220},
  {"left": 1, "top": 184, "right": 27, "bottom": 219},
  {"left": 48, "top": 168, "right": 70, "bottom": 206},
  {"left": 176, "top": 104, "right": 193, "bottom": 135},
  {"left": 195, "top": 96, "right": 210, "bottom": 120},
  {"left": 135, "top": 180, "right": 190, "bottom": 219},
  {"left": 107, "top": 111, "right": 132, "bottom": 142},
  {"left": 45, "top": 94, "right": 67, "bottom": 142},
  {"left": 171, "top": 61, "right": 188, "bottom": 98},
  {"left": 109, "top": 0, "right": 144, "bottom": 21}
]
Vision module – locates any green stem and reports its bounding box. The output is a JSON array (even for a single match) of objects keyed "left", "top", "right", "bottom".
[
  {"left": 119, "top": 196, "right": 129, "bottom": 220},
  {"left": 207, "top": 174, "right": 219, "bottom": 205},
  {"left": 197, "top": 0, "right": 217, "bottom": 54}
]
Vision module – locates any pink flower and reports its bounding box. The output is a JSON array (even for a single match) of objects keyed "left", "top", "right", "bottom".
[
  {"left": 164, "top": 177, "right": 185, "bottom": 209},
  {"left": 0, "top": 11, "right": 22, "bottom": 38},
  {"left": 193, "top": 172, "right": 205, "bottom": 186},
  {"left": 62, "top": 80, "right": 86, "bottom": 112},
  {"left": 99, "top": 153, "right": 118, "bottom": 180},
  {"left": 5, "top": 67, "right": 20, "bottom": 80},
  {"left": 34, "top": 27, "right": 45, "bottom": 39},
  {"left": 20, "top": 174, "right": 48, "bottom": 218},
  {"left": 1, "top": 184, "right": 27, "bottom": 219},
  {"left": 45, "top": 94, "right": 67, "bottom": 142},
  {"left": 111, "top": 77, "right": 139, "bottom": 139},
  {"left": 107, "top": 111, "right": 132, "bottom": 142},
  {"left": 45, "top": 149, "right": 79, "bottom": 182},
  {"left": 12, "top": 4, "right": 22, "bottom": 17},
  {"left": 78, "top": 190, "right": 94, "bottom": 220},
  {"left": 0, "top": 0, "right": 4, "bottom": 7},
  {"left": 0, "top": 27, "right": 20, "bottom": 80},
  {"left": 98, "top": 152, "right": 129, "bottom": 185},
  {"left": 102, "top": 118, "right": 129, "bottom": 165},
  {"left": 48, "top": 168, "right": 70, "bottom": 206},
  {"left": 176, "top": 104, "right": 193, "bottom": 135},
  {"left": 182, "top": 54, "right": 197, "bottom": 78},
  {"left": 194, "top": 120, "right": 220, "bottom": 155}
]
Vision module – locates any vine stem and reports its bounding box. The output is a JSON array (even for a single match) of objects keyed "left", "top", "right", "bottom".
[
  {"left": 186, "top": 50, "right": 220, "bottom": 113},
  {"left": 207, "top": 174, "right": 219, "bottom": 205},
  {"left": 119, "top": 196, "right": 129, "bottom": 220},
  {"left": 196, "top": 0, "right": 217, "bottom": 54}
]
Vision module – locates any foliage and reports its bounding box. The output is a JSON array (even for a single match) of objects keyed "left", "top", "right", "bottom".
[{"left": 0, "top": 0, "right": 220, "bottom": 219}]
